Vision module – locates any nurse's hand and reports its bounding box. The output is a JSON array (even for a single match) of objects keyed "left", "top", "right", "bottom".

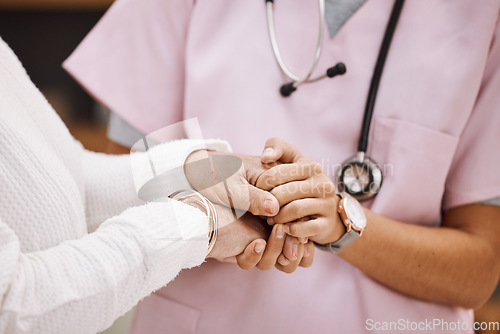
[
  {"left": 256, "top": 138, "right": 344, "bottom": 260},
  {"left": 184, "top": 150, "right": 280, "bottom": 217}
]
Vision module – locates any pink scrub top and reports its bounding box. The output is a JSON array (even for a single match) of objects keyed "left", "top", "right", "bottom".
[{"left": 64, "top": 0, "right": 500, "bottom": 333}]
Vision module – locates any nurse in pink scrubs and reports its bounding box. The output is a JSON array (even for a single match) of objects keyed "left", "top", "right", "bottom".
[{"left": 65, "top": 0, "right": 500, "bottom": 333}]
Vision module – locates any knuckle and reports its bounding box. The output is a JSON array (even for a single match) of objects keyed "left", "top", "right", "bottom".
[
  {"left": 283, "top": 251, "right": 293, "bottom": 262},
  {"left": 326, "top": 181, "right": 336, "bottom": 195},
  {"left": 309, "top": 180, "right": 322, "bottom": 197},
  {"left": 270, "top": 187, "right": 284, "bottom": 205},
  {"left": 247, "top": 189, "right": 259, "bottom": 209},
  {"left": 272, "top": 212, "right": 286, "bottom": 224},
  {"left": 275, "top": 206, "right": 290, "bottom": 223},
  {"left": 288, "top": 223, "right": 300, "bottom": 236},
  {"left": 255, "top": 172, "right": 274, "bottom": 191},
  {"left": 286, "top": 164, "right": 300, "bottom": 179},
  {"left": 299, "top": 159, "right": 323, "bottom": 177},
  {"left": 288, "top": 202, "right": 301, "bottom": 218},
  {"left": 266, "top": 166, "right": 279, "bottom": 179},
  {"left": 311, "top": 220, "right": 324, "bottom": 235},
  {"left": 321, "top": 180, "right": 336, "bottom": 197},
  {"left": 297, "top": 159, "right": 312, "bottom": 173},
  {"left": 282, "top": 264, "right": 297, "bottom": 274},
  {"left": 311, "top": 161, "right": 323, "bottom": 175},
  {"left": 283, "top": 245, "right": 293, "bottom": 258},
  {"left": 309, "top": 175, "right": 335, "bottom": 198},
  {"left": 237, "top": 259, "right": 253, "bottom": 271},
  {"left": 301, "top": 256, "right": 314, "bottom": 267},
  {"left": 265, "top": 137, "right": 280, "bottom": 146}
]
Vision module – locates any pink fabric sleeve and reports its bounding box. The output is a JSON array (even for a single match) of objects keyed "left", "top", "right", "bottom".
[
  {"left": 443, "top": 13, "right": 500, "bottom": 211},
  {"left": 63, "top": 0, "right": 193, "bottom": 134}
]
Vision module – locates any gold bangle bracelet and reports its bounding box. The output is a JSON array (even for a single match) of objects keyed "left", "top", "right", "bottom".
[{"left": 170, "top": 190, "right": 218, "bottom": 255}]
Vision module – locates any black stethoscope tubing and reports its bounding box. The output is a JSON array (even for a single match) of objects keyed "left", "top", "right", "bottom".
[
  {"left": 359, "top": 0, "right": 405, "bottom": 153},
  {"left": 338, "top": 0, "right": 405, "bottom": 201}
]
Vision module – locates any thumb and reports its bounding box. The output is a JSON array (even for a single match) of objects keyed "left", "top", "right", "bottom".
[
  {"left": 261, "top": 137, "right": 302, "bottom": 164},
  {"left": 261, "top": 146, "right": 282, "bottom": 164},
  {"left": 236, "top": 239, "right": 266, "bottom": 270},
  {"left": 247, "top": 185, "right": 280, "bottom": 216}
]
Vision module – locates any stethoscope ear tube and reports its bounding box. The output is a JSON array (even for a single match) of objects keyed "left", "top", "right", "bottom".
[
  {"left": 268, "top": 0, "right": 405, "bottom": 201},
  {"left": 267, "top": 0, "right": 330, "bottom": 97}
]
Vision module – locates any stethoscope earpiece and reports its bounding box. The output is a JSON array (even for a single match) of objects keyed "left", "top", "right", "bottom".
[
  {"left": 279, "top": 82, "right": 297, "bottom": 97},
  {"left": 267, "top": 0, "right": 333, "bottom": 97},
  {"left": 326, "top": 63, "right": 346, "bottom": 78}
]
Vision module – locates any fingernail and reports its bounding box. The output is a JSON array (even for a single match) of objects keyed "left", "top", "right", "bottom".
[
  {"left": 276, "top": 225, "right": 285, "bottom": 239},
  {"left": 262, "top": 147, "right": 274, "bottom": 157},
  {"left": 299, "top": 237, "right": 308, "bottom": 244},
  {"left": 264, "top": 199, "right": 274, "bottom": 214},
  {"left": 278, "top": 256, "right": 290, "bottom": 266},
  {"left": 283, "top": 224, "right": 290, "bottom": 234},
  {"left": 254, "top": 243, "right": 265, "bottom": 253},
  {"left": 267, "top": 217, "right": 274, "bottom": 225},
  {"left": 304, "top": 247, "right": 310, "bottom": 257}
]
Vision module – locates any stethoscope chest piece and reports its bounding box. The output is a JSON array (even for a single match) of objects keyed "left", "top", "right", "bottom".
[{"left": 337, "top": 152, "right": 382, "bottom": 201}]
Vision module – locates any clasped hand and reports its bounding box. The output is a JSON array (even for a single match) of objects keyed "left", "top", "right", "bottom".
[{"left": 184, "top": 138, "right": 343, "bottom": 273}]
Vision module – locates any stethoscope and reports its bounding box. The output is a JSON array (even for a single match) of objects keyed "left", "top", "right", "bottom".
[{"left": 266, "top": 0, "right": 405, "bottom": 201}]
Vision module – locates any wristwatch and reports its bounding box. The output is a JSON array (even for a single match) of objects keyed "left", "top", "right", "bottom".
[{"left": 315, "top": 192, "right": 367, "bottom": 254}]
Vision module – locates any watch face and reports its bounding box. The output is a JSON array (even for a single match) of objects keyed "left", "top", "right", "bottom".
[
  {"left": 344, "top": 196, "right": 367, "bottom": 230},
  {"left": 337, "top": 155, "right": 383, "bottom": 202},
  {"left": 342, "top": 163, "right": 371, "bottom": 194}
]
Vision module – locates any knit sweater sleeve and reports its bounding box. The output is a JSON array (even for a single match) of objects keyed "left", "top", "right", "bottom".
[
  {"left": 81, "top": 139, "right": 231, "bottom": 232},
  {"left": 0, "top": 200, "right": 209, "bottom": 334}
]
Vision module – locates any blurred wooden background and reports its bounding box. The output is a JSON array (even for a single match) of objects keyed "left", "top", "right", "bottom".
[
  {"left": 0, "top": 0, "right": 110, "bottom": 152},
  {"left": 0, "top": 0, "right": 113, "bottom": 10}
]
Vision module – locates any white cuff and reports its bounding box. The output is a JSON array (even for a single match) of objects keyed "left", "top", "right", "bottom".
[{"left": 130, "top": 139, "right": 232, "bottom": 201}]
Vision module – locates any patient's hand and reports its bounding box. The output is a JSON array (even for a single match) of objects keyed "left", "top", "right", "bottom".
[
  {"left": 207, "top": 204, "right": 270, "bottom": 261},
  {"left": 207, "top": 204, "right": 314, "bottom": 273},
  {"left": 184, "top": 150, "right": 280, "bottom": 217},
  {"left": 235, "top": 224, "right": 315, "bottom": 273}
]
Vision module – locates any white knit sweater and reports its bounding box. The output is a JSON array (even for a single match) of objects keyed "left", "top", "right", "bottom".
[{"left": 0, "top": 38, "right": 230, "bottom": 334}]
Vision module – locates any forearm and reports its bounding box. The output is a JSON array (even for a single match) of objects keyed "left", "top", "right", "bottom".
[
  {"left": 256, "top": 138, "right": 500, "bottom": 305},
  {"left": 82, "top": 150, "right": 143, "bottom": 232},
  {"left": 0, "top": 202, "right": 208, "bottom": 334},
  {"left": 339, "top": 208, "right": 500, "bottom": 308}
]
